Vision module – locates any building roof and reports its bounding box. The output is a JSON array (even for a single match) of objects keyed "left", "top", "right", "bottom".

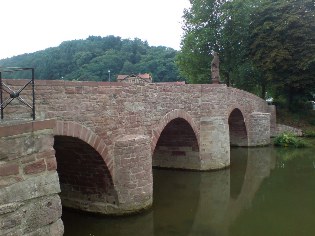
[{"left": 117, "top": 73, "right": 153, "bottom": 83}]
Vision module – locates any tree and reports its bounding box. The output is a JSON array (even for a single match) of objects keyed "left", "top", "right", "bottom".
[
  {"left": 249, "top": 0, "right": 315, "bottom": 109},
  {"left": 220, "top": 0, "right": 266, "bottom": 95},
  {"left": 177, "top": 0, "right": 266, "bottom": 96},
  {"left": 176, "top": 0, "right": 225, "bottom": 84},
  {"left": 0, "top": 36, "right": 183, "bottom": 83}
]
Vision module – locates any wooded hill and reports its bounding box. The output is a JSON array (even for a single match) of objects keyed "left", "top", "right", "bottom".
[{"left": 0, "top": 35, "right": 183, "bottom": 83}]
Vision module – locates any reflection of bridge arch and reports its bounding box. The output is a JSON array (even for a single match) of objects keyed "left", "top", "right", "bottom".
[
  {"left": 53, "top": 121, "right": 118, "bottom": 214},
  {"left": 224, "top": 148, "right": 274, "bottom": 227},
  {"left": 152, "top": 110, "right": 200, "bottom": 170}
]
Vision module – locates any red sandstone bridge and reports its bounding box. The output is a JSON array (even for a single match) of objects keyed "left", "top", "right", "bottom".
[{"left": 0, "top": 79, "right": 276, "bottom": 235}]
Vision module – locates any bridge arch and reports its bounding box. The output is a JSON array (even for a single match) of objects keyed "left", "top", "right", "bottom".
[
  {"left": 228, "top": 108, "right": 248, "bottom": 146},
  {"left": 151, "top": 109, "right": 199, "bottom": 153},
  {"left": 53, "top": 121, "right": 113, "bottom": 176},
  {"left": 53, "top": 121, "right": 117, "bottom": 214},
  {"left": 152, "top": 110, "right": 200, "bottom": 170}
]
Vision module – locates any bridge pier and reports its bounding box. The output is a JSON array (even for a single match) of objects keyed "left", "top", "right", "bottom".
[
  {"left": 199, "top": 116, "right": 230, "bottom": 170},
  {"left": 113, "top": 135, "right": 153, "bottom": 214},
  {"left": 248, "top": 112, "right": 271, "bottom": 146}
]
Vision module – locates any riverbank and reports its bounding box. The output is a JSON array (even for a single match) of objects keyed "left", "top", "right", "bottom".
[{"left": 276, "top": 108, "right": 315, "bottom": 134}]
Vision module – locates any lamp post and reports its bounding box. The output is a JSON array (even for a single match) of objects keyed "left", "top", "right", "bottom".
[{"left": 108, "top": 70, "right": 111, "bottom": 82}]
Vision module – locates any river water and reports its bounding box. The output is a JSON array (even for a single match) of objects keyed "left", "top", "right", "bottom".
[{"left": 62, "top": 140, "right": 315, "bottom": 236}]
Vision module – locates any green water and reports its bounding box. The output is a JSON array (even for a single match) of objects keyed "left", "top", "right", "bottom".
[{"left": 62, "top": 140, "right": 315, "bottom": 236}]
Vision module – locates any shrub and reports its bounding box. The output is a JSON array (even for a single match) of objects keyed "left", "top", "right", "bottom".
[{"left": 273, "top": 132, "right": 308, "bottom": 148}]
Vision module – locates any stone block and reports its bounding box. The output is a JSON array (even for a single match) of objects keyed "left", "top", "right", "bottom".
[
  {"left": 0, "top": 172, "right": 60, "bottom": 205},
  {"left": 24, "top": 195, "right": 62, "bottom": 234},
  {"left": 0, "top": 163, "right": 19, "bottom": 177},
  {"left": 0, "top": 195, "right": 63, "bottom": 236},
  {"left": 23, "top": 159, "right": 46, "bottom": 175}
]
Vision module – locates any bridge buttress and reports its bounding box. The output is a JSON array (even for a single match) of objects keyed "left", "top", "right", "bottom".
[
  {"left": 199, "top": 116, "right": 230, "bottom": 170},
  {"left": 113, "top": 134, "right": 153, "bottom": 214},
  {"left": 248, "top": 112, "right": 271, "bottom": 146}
]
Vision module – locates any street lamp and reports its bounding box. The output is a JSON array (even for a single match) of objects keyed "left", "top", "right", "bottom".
[{"left": 108, "top": 70, "right": 111, "bottom": 82}]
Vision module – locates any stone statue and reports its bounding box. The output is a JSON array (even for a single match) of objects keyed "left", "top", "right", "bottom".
[{"left": 211, "top": 51, "right": 220, "bottom": 84}]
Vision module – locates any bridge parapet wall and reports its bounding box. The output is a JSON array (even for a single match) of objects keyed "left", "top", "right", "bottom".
[
  {"left": 2, "top": 80, "right": 271, "bottom": 139},
  {"left": 0, "top": 120, "right": 63, "bottom": 236}
]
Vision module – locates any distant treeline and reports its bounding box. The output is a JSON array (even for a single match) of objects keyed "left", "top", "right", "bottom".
[{"left": 0, "top": 35, "right": 184, "bottom": 82}]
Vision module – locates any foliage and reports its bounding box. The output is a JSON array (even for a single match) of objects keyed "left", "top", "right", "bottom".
[
  {"left": 303, "top": 131, "right": 315, "bottom": 138},
  {"left": 273, "top": 132, "right": 308, "bottom": 148},
  {"left": 176, "top": 0, "right": 266, "bottom": 94},
  {"left": 249, "top": 0, "right": 315, "bottom": 109},
  {"left": 177, "top": 0, "right": 315, "bottom": 108},
  {"left": 0, "top": 36, "right": 184, "bottom": 83}
]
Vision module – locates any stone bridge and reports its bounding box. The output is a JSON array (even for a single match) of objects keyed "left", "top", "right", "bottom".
[{"left": 0, "top": 80, "right": 276, "bottom": 235}]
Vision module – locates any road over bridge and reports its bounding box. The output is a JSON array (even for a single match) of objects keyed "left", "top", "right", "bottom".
[{"left": 0, "top": 80, "right": 276, "bottom": 235}]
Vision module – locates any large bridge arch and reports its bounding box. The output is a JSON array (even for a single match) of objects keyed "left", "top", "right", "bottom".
[
  {"left": 228, "top": 108, "right": 248, "bottom": 146},
  {"left": 151, "top": 109, "right": 200, "bottom": 170},
  {"left": 53, "top": 121, "right": 118, "bottom": 214},
  {"left": 53, "top": 121, "right": 113, "bottom": 176}
]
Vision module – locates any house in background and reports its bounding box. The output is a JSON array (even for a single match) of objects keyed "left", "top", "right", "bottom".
[{"left": 117, "top": 73, "right": 153, "bottom": 84}]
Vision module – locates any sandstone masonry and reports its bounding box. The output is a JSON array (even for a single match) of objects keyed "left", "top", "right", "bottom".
[
  {"left": 0, "top": 120, "right": 63, "bottom": 236},
  {"left": 0, "top": 80, "right": 276, "bottom": 221}
]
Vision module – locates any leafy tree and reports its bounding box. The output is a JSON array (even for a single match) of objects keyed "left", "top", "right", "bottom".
[
  {"left": 249, "top": 0, "right": 315, "bottom": 109},
  {"left": 220, "top": 0, "right": 267, "bottom": 96},
  {"left": 177, "top": 0, "right": 225, "bottom": 84},
  {"left": 177, "top": 0, "right": 266, "bottom": 96},
  {"left": 0, "top": 36, "right": 183, "bottom": 83}
]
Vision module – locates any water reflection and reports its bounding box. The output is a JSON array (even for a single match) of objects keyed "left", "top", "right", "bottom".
[
  {"left": 62, "top": 142, "right": 315, "bottom": 236},
  {"left": 153, "top": 170, "right": 200, "bottom": 236},
  {"left": 230, "top": 144, "right": 315, "bottom": 236},
  {"left": 188, "top": 147, "right": 275, "bottom": 236}
]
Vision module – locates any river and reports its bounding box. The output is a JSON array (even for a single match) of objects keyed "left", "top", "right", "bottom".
[{"left": 62, "top": 139, "right": 315, "bottom": 236}]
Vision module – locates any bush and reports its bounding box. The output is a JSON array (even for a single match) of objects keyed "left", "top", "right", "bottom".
[{"left": 273, "top": 132, "right": 308, "bottom": 148}]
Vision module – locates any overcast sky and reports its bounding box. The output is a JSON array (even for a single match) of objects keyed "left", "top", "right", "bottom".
[{"left": 0, "top": 0, "right": 190, "bottom": 59}]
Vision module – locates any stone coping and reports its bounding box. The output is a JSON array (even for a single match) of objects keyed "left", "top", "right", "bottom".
[
  {"left": 0, "top": 119, "right": 56, "bottom": 137},
  {"left": 2, "top": 79, "right": 227, "bottom": 88}
]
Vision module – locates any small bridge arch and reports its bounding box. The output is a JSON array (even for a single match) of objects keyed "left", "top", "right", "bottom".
[
  {"left": 228, "top": 108, "right": 248, "bottom": 146},
  {"left": 151, "top": 109, "right": 199, "bottom": 152},
  {"left": 152, "top": 109, "right": 200, "bottom": 170}
]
